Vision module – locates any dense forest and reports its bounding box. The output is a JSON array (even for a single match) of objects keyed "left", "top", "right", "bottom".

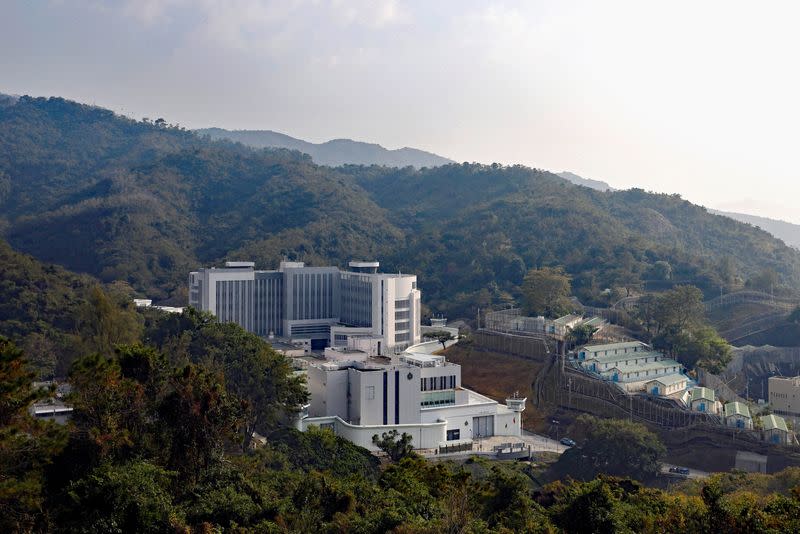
[
  {"left": 2, "top": 95, "right": 800, "bottom": 320},
  {"left": 5, "top": 319, "right": 800, "bottom": 533}
]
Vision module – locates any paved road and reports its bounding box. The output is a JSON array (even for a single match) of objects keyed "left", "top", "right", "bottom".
[{"left": 661, "top": 463, "right": 709, "bottom": 480}]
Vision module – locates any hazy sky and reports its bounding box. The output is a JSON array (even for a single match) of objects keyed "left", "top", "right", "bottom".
[{"left": 2, "top": 1, "right": 799, "bottom": 222}]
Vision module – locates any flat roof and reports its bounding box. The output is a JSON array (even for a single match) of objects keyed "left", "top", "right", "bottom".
[
  {"left": 582, "top": 341, "right": 649, "bottom": 353},
  {"left": 769, "top": 376, "right": 800, "bottom": 385}
]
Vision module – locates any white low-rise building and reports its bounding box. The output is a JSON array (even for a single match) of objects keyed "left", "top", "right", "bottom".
[
  {"left": 577, "top": 341, "right": 650, "bottom": 362},
  {"left": 761, "top": 414, "right": 792, "bottom": 445},
  {"left": 644, "top": 374, "right": 688, "bottom": 396},
  {"left": 724, "top": 402, "right": 753, "bottom": 429},
  {"left": 577, "top": 341, "right": 688, "bottom": 395},
  {"left": 687, "top": 387, "right": 720, "bottom": 414},
  {"left": 301, "top": 342, "right": 525, "bottom": 450}
]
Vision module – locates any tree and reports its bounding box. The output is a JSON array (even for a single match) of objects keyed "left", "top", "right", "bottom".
[
  {"left": 552, "top": 416, "right": 665, "bottom": 481},
  {"left": 650, "top": 260, "right": 673, "bottom": 281},
  {"left": 68, "top": 352, "right": 148, "bottom": 460},
  {"left": 651, "top": 285, "right": 705, "bottom": 335},
  {"left": 77, "top": 286, "right": 143, "bottom": 355},
  {"left": 669, "top": 327, "right": 732, "bottom": 372},
  {"left": 423, "top": 330, "right": 455, "bottom": 349},
  {"left": 644, "top": 285, "right": 731, "bottom": 370},
  {"left": 159, "top": 364, "right": 244, "bottom": 482},
  {"left": 746, "top": 269, "right": 779, "bottom": 293},
  {"left": 155, "top": 315, "right": 308, "bottom": 451},
  {"left": 567, "top": 324, "right": 597, "bottom": 347},
  {"left": 522, "top": 267, "right": 572, "bottom": 318},
  {"left": 59, "top": 461, "right": 179, "bottom": 533},
  {"left": 372, "top": 430, "right": 414, "bottom": 462},
  {"left": 0, "top": 337, "right": 66, "bottom": 532}
]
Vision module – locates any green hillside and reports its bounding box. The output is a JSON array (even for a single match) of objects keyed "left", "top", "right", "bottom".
[{"left": 2, "top": 96, "right": 800, "bottom": 319}]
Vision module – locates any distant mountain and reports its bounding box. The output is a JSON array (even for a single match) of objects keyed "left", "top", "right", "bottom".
[
  {"left": 196, "top": 127, "right": 454, "bottom": 168},
  {"left": 556, "top": 171, "right": 613, "bottom": 191},
  {"left": 711, "top": 210, "right": 800, "bottom": 250},
  {"left": 4, "top": 95, "right": 800, "bottom": 320}
]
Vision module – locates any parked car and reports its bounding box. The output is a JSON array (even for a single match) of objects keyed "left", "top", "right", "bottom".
[
  {"left": 560, "top": 437, "right": 576, "bottom": 447},
  {"left": 669, "top": 466, "right": 690, "bottom": 476}
]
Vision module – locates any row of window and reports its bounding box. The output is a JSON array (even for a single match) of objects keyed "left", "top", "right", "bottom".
[
  {"left": 421, "top": 390, "right": 456, "bottom": 407},
  {"left": 420, "top": 375, "right": 456, "bottom": 391}
]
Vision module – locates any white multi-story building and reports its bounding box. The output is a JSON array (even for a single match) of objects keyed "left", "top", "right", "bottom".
[
  {"left": 301, "top": 342, "right": 526, "bottom": 450},
  {"left": 189, "top": 260, "right": 421, "bottom": 354}
]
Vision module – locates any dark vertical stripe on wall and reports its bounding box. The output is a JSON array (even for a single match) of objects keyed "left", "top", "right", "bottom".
[
  {"left": 383, "top": 372, "right": 388, "bottom": 425},
  {"left": 395, "top": 370, "right": 400, "bottom": 424}
]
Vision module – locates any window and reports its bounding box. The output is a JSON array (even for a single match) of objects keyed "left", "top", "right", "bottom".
[
  {"left": 446, "top": 429, "right": 460, "bottom": 441},
  {"left": 366, "top": 386, "right": 375, "bottom": 400},
  {"left": 395, "top": 299, "right": 410, "bottom": 309},
  {"left": 449, "top": 375, "right": 456, "bottom": 388}
]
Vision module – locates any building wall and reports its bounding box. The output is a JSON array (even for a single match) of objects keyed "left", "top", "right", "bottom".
[
  {"left": 764, "top": 428, "right": 791, "bottom": 445},
  {"left": 340, "top": 272, "right": 373, "bottom": 327},
  {"left": 350, "top": 366, "right": 422, "bottom": 426},
  {"left": 307, "top": 366, "right": 349, "bottom": 420},
  {"left": 301, "top": 415, "right": 448, "bottom": 450},
  {"left": 769, "top": 376, "right": 800, "bottom": 417},
  {"left": 254, "top": 272, "right": 283, "bottom": 337},
  {"left": 691, "top": 399, "right": 719, "bottom": 414},
  {"left": 726, "top": 414, "right": 753, "bottom": 429}
]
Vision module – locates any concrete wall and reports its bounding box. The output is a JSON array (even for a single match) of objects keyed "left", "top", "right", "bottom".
[
  {"left": 307, "top": 366, "right": 349, "bottom": 419},
  {"left": 726, "top": 414, "right": 753, "bottom": 429},
  {"left": 301, "top": 415, "right": 447, "bottom": 450}
]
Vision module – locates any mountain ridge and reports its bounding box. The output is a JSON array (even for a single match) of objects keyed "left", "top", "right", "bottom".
[
  {"left": 196, "top": 127, "right": 454, "bottom": 168},
  {"left": 2, "top": 95, "right": 800, "bottom": 319}
]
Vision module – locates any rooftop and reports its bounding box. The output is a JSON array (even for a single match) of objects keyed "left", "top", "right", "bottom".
[
  {"left": 582, "top": 341, "right": 649, "bottom": 353},
  {"left": 553, "top": 314, "right": 583, "bottom": 325},
  {"left": 585, "top": 350, "right": 664, "bottom": 364},
  {"left": 399, "top": 353, "right": 447, "bottom": 367},
  {"left": 761, "top": 414, "right": 789, "bottom": 432},
  {"left": 606, "top": 358, "right": 682, "bottom": 375},
  {"left": 645, "top": 373, "right": 689, "bottom": 387},
  {"left": 724, "top": 402, "right": 752, "bottom": 419},
  {"left": 690, "top": 387, "right": 715, "bottom": 403},
  {"left": 769, "top": 376, "right": 800, "bottom": 386}
]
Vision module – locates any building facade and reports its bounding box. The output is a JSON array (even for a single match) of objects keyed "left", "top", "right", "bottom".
[
  {"left": 576, "top": 341, "right": 688, "bottom": 395},
  {"left": 189, "top": 260, "right": 421, "bottom": 354},
  {"left": 688, "top": 387, "right": 720, "bottom": 414},
  {"left": 724, "top": 402, "right": 753, "bottom": 429},
  {"left": 768, "top": 376, "right": 800, "bottom": 419},
  {"left": 761, "top": 414, "right": 792, "bottom": 445},
  {"left": 302, "top": 342, "right": 526, "bottom": 450}
]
